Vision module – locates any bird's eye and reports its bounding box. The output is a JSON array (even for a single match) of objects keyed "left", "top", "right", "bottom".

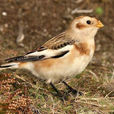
[{"left": 86, "top": 20, "right": 91, "bottom": 24}]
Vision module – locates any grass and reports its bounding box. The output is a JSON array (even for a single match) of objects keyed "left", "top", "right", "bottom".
[{"left": 0, "top": 64, "right": 113, "bottom": 113}]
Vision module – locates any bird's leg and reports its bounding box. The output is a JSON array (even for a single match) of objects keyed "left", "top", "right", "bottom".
[
  {"left": 50, "top": 83, "right": 67, "bottom": 100},
  {"left": 50, "top": 83, "right": 62, "bottom": 97},
  {"left": 62, "top": 81, "right": 82, "bottom": 95}
]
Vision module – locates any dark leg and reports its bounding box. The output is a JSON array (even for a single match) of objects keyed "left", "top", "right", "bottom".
[
  {"left": 62, "top": 81, "right": 82, "bottom": 95},
  {"left": 50, "top": 83, "right": 67, "bottom": 100},
  {"left": 50, "top": 83, "right": 62, "bottom": 97}
]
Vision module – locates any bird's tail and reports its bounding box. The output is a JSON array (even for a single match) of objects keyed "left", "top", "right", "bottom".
[{"left": 0, "top": 62, "right": 19, "bottom": 70}]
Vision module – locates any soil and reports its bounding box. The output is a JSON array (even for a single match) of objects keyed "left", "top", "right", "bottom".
[{"left": 0, "top": 0, "right": 114, "bottom": 62}]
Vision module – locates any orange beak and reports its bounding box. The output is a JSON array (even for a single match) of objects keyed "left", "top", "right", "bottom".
[{"left": 96, "top": 20, "right": 104, "bottom": 28}]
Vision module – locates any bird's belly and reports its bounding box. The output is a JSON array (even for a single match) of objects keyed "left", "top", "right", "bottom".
[{"left": 31, "top": 49, "right": 93, "bottom": 83}]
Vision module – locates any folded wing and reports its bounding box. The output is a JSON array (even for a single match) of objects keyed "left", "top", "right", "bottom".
[{"left": 5, "top": 32, "right": 75, "bottom": 63}]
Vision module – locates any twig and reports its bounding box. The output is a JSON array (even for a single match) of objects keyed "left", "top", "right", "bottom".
[
  {"left": 14, "top": 74, "right": 38, "bottom": 89},
  {"left": 75, "top": 0, "right": 84, "bottom": 4},
  {"left": 76, "top": 100, "right": 106, "bottom": 107},
  {"left": 105, "top": 91, "right": 114, "bottom": 98},
  {"left": 87, "top": 70, "right": 99, "bottom": 82},
  {"left": 16, "top": 23, "right": 25, "bottom": 47},
  {"left": 71, "top": 8, "right": 93, "bottom": 14}
]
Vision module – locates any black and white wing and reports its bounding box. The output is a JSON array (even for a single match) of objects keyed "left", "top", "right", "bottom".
[{"left": 5, "top": 32, "right": 75, "bottom": 63}]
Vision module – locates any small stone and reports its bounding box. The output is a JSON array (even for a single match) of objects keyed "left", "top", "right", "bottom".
[{"left": 2, "top": 12, "right": 7, "bottom": 16}]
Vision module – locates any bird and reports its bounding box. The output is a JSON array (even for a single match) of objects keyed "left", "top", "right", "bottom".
[{"left": 0, "top": 16, "right": 103, "bottom": 98}]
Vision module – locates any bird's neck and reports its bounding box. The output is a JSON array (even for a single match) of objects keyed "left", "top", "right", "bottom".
[{"left": 66, "top": 29, "right": 95, "bottom": 45}]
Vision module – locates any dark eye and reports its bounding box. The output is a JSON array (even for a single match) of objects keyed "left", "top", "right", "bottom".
[{"left": 86, "top": 20, "right": 91, "bottom": 24}]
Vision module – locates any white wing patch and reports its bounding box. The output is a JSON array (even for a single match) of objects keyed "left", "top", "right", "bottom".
[{"left": 25, "top": 45, "right": 74, "bottom": 59}]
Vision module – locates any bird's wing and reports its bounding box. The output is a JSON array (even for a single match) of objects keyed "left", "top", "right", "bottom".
[{"left": 5, "top": 32, "right": 76, "bottom": 63}]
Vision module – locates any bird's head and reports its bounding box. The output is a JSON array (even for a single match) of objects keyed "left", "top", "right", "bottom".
[{"left": 69, "top": 16, "right": 104, "bottom": 40}]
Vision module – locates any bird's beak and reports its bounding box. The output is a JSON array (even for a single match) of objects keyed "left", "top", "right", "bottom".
[{"left": 96, "top": 20, "right": 104, "bottom": 28}]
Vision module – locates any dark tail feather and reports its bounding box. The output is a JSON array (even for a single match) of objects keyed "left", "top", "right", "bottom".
[
  {"left": 5, "top": 56, "right": 25, "bottom": 63},
  {"left": 5, "top": 55, "right": 45, "bottom": 63},
  {"left": 0, "top": 63, "right": 19, "bottom": 70},
  {"left": 0, "top": 64, "right": 13, "bottom": 68}
]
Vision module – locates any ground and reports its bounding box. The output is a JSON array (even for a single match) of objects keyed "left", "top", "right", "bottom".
[{"left": 0, "top": 0, "right": 114, "bottom": 113}]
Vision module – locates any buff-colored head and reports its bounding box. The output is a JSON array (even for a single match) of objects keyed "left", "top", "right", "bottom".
[{"left": 68, "top": 16, "right": 104, "bottom": 39}]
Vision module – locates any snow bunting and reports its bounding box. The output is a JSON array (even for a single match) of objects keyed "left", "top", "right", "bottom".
[{"left": 0, "top": 16, "right": 103, "bottom": 97}]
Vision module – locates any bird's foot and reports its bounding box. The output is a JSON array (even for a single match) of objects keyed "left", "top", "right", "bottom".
[
  {"left": 68, "top": 88, "right": 83, "bottom": 96},
  {"left": 54, "top": 92, "right": 68, "bottom": 101},
  {"left": 62, "top": 81, "right": 83, "bottom": 96},
  {"left": 50, "top": 83, "right": 68, "bottom": 101}
]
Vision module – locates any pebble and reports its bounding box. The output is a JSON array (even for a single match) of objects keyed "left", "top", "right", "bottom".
[{"left": 2, "top": 12, "right": 7, "bottom": 16}]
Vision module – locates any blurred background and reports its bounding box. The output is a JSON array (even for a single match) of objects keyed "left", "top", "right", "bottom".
[{"left": 0, "top": 0, "right": 114, "bottom": 113}]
